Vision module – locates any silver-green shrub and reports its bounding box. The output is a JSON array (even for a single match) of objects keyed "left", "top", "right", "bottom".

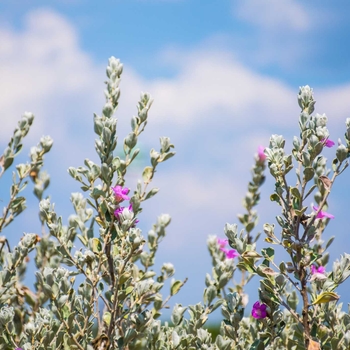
[{"left": 0, "top": 58, "right": 349, "bottom": 350}]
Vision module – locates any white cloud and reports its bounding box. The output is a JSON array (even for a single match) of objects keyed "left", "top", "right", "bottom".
[
  {"left": 123, "top": 48, "right": 298, "bottom": 129},
  {"left": 230, "top": 0, "right": 321, "bottom": 69},
  {"left": 1, "top": 7, "right": 350, "bottom": 256},
  {"left": 234, "top": 0, "right": 310, "bottom": 32},
  {"left": 1, "top": 8, "right": 350, "bottom": 317},
  {"left": 317, "top": 85, "right": 350, "bottom": 125},
  {"left": 0, "top": 8, "right": 103, "bottom": 145}
]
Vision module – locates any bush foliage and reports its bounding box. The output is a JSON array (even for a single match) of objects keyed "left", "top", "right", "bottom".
[{"left": 1, "top": 57, "right": 350, "bottom": 350}]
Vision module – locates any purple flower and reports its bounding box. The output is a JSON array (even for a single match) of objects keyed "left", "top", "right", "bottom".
[
  {"left": 220, "top": 248, "right": 239, "bottom": 259},
  {"left": 321, "top": 138, "right": 335, "bottom": 148},
  {"left": 310, "top": 265, "right": 327, "bottom": 281},
  {"left": 111, "top": 185, "right": 130, "bottom": 203},
  {"left": 257, "top": 146, "right": 266, "bottom": 162},
  {"left": 311, "top": 265, "right": 326, "bottom": 275},
  {"left": 217, "top": 238, "right": 228, "bottom": 248},
  {"left": 312, "top": 205, "right": 335, "bottom": 219},
  {"left": 251, "top": 301, "right": 267, "bottom": 319},
  {"left": 114, "top": 204, "right": 139, "bottom": 225}
]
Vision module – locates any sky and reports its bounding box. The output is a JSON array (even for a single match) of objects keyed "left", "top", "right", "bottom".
[{"left": 1, "top": 0, "right": 350, "bottom": 322}]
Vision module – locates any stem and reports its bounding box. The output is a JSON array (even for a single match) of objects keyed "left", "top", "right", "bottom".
[
  {"left": 107, "top": 247, "right": 135, "bottom": 341},
  {"left": 302, "top": 162, "right": 341, "bottom": 241},
  {"left": 161, "top": 278, "right": 188, "bottom": 309},
  {"left": 300, "top": 267, "right": 310, "bottom": 348}
]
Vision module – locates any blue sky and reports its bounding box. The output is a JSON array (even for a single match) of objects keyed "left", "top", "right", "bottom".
[{"left": 1, "top": 0, "right": 350, "bottom": 321}]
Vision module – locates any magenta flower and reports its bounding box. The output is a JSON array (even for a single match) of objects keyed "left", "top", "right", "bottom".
[
  {"left": 310, "top": 265, "right": 327, "bottom": 281},
  {"left": 321, "top": 138, "right": 335, "bottom": 148},
  {"left": 311, "top": 265, "right": 326, "bottom": 275},
  {"left": 257, "top": 145, "right": 266, "bottom": 162},
  {"left": 312, "top": 205, "right": 335, "bottom": 219},
  {"left": 114, "top": 204, "right": 139, "bottom": 225},
  {"left": 217, "top": 238, "right": 228, "bottom": 248},
  {"left": 251, "top": 301, "right": 267, "bottom": 319},
  {"left": 111, "top": 185, "right": 130, "bottom": 203},
  {"left": 220, "top": 248, "right": 239, "bottom": 259}
]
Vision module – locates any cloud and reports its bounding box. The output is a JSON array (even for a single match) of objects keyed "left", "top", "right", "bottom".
[
  {"left": 234, "top": 0, "right": 310, "bottom": 32},
  {"left": 230, "top": 0, "right": 321, "bottom": 70},
  {"left": 0, "top": 8, "right": 103, "bottom": 147},
  {"left": 123, "top": 47, "right": 298, "bottom": 130},
  {"left": 1, "top": 7, "right": 350, "bottom": 318},
  {"left": 317, "top": 85, "right": 350, "bottom": 125}
]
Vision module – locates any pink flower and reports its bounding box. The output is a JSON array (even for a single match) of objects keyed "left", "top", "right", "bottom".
[
  {"left": 217, "top": 238, "right": 228, "bottom": 248},
  {"left": 114, "top": 204, "right": 139, "bottom": 225},
  {"left": 311, "top": 265, "right": 326, "bottom": 275},
  {"left": 310, "top": 265, "right": 327, "bottom": 281},
  {"left": 257, "top": 146, "right": 266, "bottom": 162},
  {"left": 111, "top": 185, "right": 130, "bottom": 203},
  {"left": 321, "top": 138, "right": 335, "bottom": 148},
  {"left": 220, "top": 248, "right": 239, "bottom": 259},
  {"left": 312, "top": 205, "right": 335, "bottom": 219},
  {"left": 251, "top": 301, "right": 267, "bottom": 319}
]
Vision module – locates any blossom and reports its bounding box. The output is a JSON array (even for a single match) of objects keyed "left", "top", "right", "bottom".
[
  {"left": 220, "top": 248, "right": 239, "bottom": 259},
  {"left": 310, "top": 265, "right": 327, "bottom": 281},
  {"left": 217, "top": 238, "right": 228, "bottom": 248},
  {"left": 312, "top": 205, "right": 335, "bottom": 219},
  {"left": 251, "top": 301, "right": 267, "bottom": 319},
  {"left": 111, "top": 185, "right": 130, "bottom": 203},
  {"left": 321, "top": 138, "right": 335, "bottom": 148},
  {"left": 114, "top": 204, "right": 139, "bottom": 225},
  {"left": 257, "top": 145, "right": 266, "bottom": 162},
  {"left": 311, "top": 265, "right": 326, "bottom": 275}
]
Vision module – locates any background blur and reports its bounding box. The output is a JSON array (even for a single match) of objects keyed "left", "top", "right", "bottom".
[{"left": 1, "top": 0, "right": 350, "bottom": 322}]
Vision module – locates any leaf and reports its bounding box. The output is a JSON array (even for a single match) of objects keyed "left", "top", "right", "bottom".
[
  {"left": 144, "top": 188, "right": 159, "bottom": 200},
  {"left": 77, "top": 234, "right": 87, "bottom": 246},
  {"left": 237, "top": 261, "right": 256, "bottom": 273},
  {"left": 270, "top": 193, "right": 280, "bottom": 203},
  {"left": 95, "top": 216, "right": 106, "bottom": 228},
  {"left": 325, "top": 236, "right": 335, "bottom": 250},
  {"left": 160, "top": 151, "right": 176, "bottom": 162},
  {"left": 303, "top": 167, "right": 315, "bottom": 182},
  {"left": 129, "top": 148, "right": 140, "bottom": 164},
  {"left": 303, "top": 184, "right": 317, "bottom": 200},
  {"left": 261, "top": 267, "right": 277, "bottom": 276},
  {"left": 294, "top": 206, "right": 308, "bottom": 216},
  {"left": 125, "top": 286, "right": 133, "bottom": 296},
  {"left": 170, "top": 277, "right": 188, "bottom": 296},
  {"left": 332, "top": 158, "right": 339, "bottom": 172},
  {"left": 262, "top": 247, "right": 274, "bottom": 260},
  {"left": 92, "top": 238, "right": 102, "bottom": 253},
  {"left": 318, "top": 175, "right": 331, "bottom": 191},
  {"left": 312, "top": 292, "right": 339, "bottom": 305},
  {"left": 4, "top": 156, "right": 14, "bottom": 170},
  {"left": 171, "top": 280, "right": 183, "bottom": 296},
  {"left": 242, "top": 251, "right": 262, "bottom": 259},
  {"left": 279, "top": 262, "right": 286, "bottom": 274},
  {"left": 249, "top": 339, "right": 265, "bottom": 350},
  {"left": 103, "top": 312, "right": 111, "bottom": 326},
  {"left": 142, "top": 166, "right": 153, "bottom": 184},
  {"left": 290, "top": 187, "right": 301, "bottom": 199}
]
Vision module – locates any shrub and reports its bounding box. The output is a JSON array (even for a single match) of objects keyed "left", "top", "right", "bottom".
[{"left": 1, "top": 57, "right": 350, "bottom": 350}]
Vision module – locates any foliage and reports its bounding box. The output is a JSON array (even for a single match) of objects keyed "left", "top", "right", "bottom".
[{"left": 1, "top": 57, "right": 350, "bottom": 350}]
